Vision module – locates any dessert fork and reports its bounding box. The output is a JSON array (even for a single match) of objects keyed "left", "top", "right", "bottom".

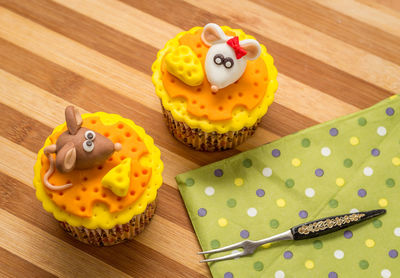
[{"left": 199, "top": 209, "right": 386, "bottom": 263}]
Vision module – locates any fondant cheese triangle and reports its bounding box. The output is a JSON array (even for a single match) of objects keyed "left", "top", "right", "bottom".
[{"left": 101, "top": 158, "right": 131, "bottom": 197}]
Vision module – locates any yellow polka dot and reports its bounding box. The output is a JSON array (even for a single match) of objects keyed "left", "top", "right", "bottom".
[
  {"left": 218, "top": 218, "right": 228, "bottom": 227},
  {"left": 379, "top": 198, "right": 388, "bottom": 207},
  {"left": 276, "top": 198, "right": 286, "bottom": 208},
  {"left": 305, "top": 260, "right": 314, "bottom": 269},
  {"left": 234, "top": 178, "right": 244, "bottom": 186},
  {"left": 291, "top": 158, "right": 301, "bottom": 167},
  {"left": 336, "top": 178, "right": 345, "bottom": 187},
  {"left": 350, "top": 136, "right": 359, "bottom": 145},
  {"left": 365, "top": 239, "right": 375, "bottom": 248},
  {"left": 392, "top": 157, "right": 400, "bottom": 166},
  {"left": 262, "top": 243, "right": 271, "bottom": 249}
]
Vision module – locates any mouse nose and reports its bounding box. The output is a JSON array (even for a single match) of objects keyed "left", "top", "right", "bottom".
[
  {"left": 211, "top": 85, "right": 219, "bottom": 93},
  {"left": 114, "top": 142, "right": 122, "bottom": 151}
]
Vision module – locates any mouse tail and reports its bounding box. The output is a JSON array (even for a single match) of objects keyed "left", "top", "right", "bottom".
[{"left": 43, "top": 144, "right": 73, "bottom": 191}]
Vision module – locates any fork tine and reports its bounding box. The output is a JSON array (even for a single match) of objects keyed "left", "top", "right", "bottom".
[
  {"left": 198, "top": 241, "right": 244, "bottom": 255},
  {"left": 200, "top": 252, "right": 244, "bottom": 263}
]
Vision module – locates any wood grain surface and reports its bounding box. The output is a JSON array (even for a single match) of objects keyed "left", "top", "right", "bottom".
[{"left": 0, "top": 0, "right": 399, "bottom": 277}]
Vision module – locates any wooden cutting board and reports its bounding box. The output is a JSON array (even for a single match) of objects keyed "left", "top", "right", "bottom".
[{"left": 0, "top": 0, "right": 399, "bottom": 277}]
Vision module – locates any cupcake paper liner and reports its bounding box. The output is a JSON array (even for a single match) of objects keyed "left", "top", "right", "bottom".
[
  {"left": 59, "top": 200, "right": 157, "bottom": 246},
  {"left": 162, "top": 107, "right": 260, "bottom": 151}
]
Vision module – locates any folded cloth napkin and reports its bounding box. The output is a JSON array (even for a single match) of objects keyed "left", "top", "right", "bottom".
[{"left": 177, "top": 95, "right": 400, "bottom": 278}]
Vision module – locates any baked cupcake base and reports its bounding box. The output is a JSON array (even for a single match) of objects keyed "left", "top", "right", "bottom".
[
  {"left": 59, "top": 201, "right": 156, "bottom": 246},
  {"left": 163, "top": 107, "right": 260, "bottom": 151}
]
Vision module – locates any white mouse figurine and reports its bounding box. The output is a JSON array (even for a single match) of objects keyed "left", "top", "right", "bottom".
[{"left": 201, "top": 23, "right": 262, "bottom": 92}]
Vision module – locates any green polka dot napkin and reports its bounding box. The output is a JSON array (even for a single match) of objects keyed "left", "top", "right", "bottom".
[{"left": 176, "top": 96, "right": 400, "bottom": 278}]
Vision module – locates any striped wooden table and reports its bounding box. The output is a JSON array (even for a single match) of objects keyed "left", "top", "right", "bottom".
[{"left": 0, "top": 0, "right": 399, "bottom": 277}]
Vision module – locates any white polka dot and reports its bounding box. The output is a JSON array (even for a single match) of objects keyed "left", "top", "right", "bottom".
[
  {"left": 262, "top": 167, "right": 272, "bottom": 177},
  {"left": 350, "top": 208, "right": 359, "bottom": 213},
  {"left": 377, "top": 126, "right": 387, "bottom": 136},
  {"left": 275, "top": 270, "right": 285, "bottom": 278},
  {"left": 247, "top": 207, "right": 258, "bottom": 217},
  {"left": 363, "top": 167, "right": 373, "bottom": 176},
  {"left": 334, "top": 249, "right": 344, "bottom": 259},
  {"left": 394, "top": 227, "right": 400, "bottom": 237},
  {"left": 381, "top": 269, "right": 391, "bottom": 278},
  {"left": 305, "top": 188, "right": 315, "bottom": 198},
  {"left": 321, "top": 147, "right": 331, "bottom": 157},
  {"left": 204, "top": 186, "right": 215, "bottom": 196}
]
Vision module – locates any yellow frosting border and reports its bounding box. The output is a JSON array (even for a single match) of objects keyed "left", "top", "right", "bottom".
[
  {"left": 152, "top": 26, "right": 278, "bottom": 133},
  {"left": 33, "top": 112, "right": 163, "bottom": 230}
]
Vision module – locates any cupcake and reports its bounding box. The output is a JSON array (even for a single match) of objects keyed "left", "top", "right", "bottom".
[
  {"left": 33, "top": 106, "right": 163, "bottom": 246},
  {"left": 152, "top": 23, "right": 278, "bottom": 151}
]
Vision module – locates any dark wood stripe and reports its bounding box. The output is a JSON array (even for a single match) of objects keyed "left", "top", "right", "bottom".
[
  {"left": 251, "top": 0, "right": 400, "bottom": 65},
  {"left": 262, "top": 103, "right": 318, "bottom": 136},
  {"left": 0, "top": 172, "right": 207, "bottom": 278},
  {"left": 0, "top": 247, "right": 56, "bottom": 278},
  {"left": 0, "top": 38, "right": 240, "bottom": 166},
  {"left": 0, "top": 103, "right": 52, "bottom": 153},
  {"left": 157, "top": 184, "right": 193, "bottom": 231},
  {"left": 125, "top": 0, "right": 394, "bottom": 108}
]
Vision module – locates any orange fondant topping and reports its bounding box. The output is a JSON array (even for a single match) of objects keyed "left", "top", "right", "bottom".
[
  {"left": 161, "top": 29, "right": 269, "bottom": 121},
  {"left": 40, "top": 116, "right": 151, "bottom": 217}
]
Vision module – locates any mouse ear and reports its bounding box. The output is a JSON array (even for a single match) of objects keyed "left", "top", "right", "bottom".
[
  {"left": 65, "top": 106, "right": 82, "bottom": 135},
  {"left": 56, "top": 142, "right": 76, "bottom": 173},
  {"left": 201, "top": 23, "right": 229, "bottom": 46},
  {"left": 240, "top": 39, "right": 261, "bottom": 60}
]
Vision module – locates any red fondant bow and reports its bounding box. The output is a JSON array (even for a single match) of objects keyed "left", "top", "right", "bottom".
[{"left": 226, "top": 36, "right": 247, "bottom": 59}]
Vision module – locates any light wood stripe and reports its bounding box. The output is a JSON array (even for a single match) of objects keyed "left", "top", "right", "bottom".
[
  {"left": 52, "top": 0, "right": 181, "bottom": 50},
  {"left": 275, "top": 75, "right": 358, "bottom": 122},
  {"left": 0, "top": 209, "right": 131, "bottom": 277},
  {"left": 314, "top": 0, "right": 400, "bottom": 37},
  {"left": 183, "top": 0, "right": 400, "bottom": 93},
  {"left": 0, "top": 136, "right": 37, "bottom": 186}
]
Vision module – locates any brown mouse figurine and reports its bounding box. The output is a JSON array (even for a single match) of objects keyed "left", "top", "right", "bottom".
[{"left": 43, "top": 106, "right": 122, "bottom": 190}]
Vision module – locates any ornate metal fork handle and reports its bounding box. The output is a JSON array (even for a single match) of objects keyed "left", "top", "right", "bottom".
[{"left": 199, "top": 209, "right": 386, "bottom": 263}]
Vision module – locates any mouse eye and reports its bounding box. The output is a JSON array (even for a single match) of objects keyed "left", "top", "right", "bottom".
[
  {"left": 213, "top": 54, "right": 224, "bottom": 65},
  {"left": 83, "top": 140, "right": 95, "bottom": 152},
  {"left": 85, "top": 130, "right": 96, "bottom": 141},
  {"left": 223, "top": 57, "right": 234, "bottom": 69}
]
